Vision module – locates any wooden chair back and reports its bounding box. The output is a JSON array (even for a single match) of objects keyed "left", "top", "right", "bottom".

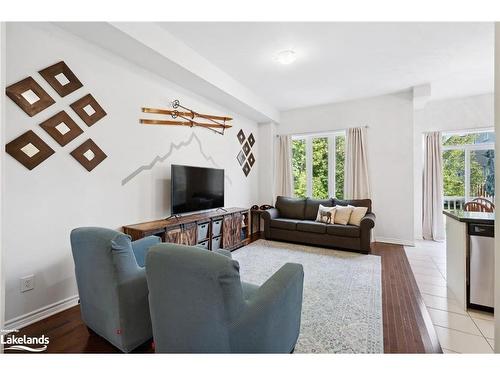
[
  {"left": 464, "top": 201, "right": 494, "bottom": 213},
  {"left": 472, "top": 197, "right": 495, "bottom": 211}
]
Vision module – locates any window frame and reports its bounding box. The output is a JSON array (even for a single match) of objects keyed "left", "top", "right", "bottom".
[
  {"left": 442, "top": 129, "right": 495, "bottom": 204},
  {"left": 291, "top": 130, "right": 345, "bottom": 198}
]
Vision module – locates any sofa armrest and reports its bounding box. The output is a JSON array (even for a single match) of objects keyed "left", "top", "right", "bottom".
[
  {"left": 213, "top": 249, "right": 232, "bottom": 258},
  {"left": 230, "top": 263, "right": 304, "bottom": 353},
  {"left": 360, "top": 212, "right": 376, "bottom": 230},
  {"left": 132, "top": 235, "right": 161, "bottom": 268},
  {"left": 359, "top": 212, "right": 375, "bottom": 253},
  {"left": 261, "top": 208, "right": 279, "bottom": 238}
]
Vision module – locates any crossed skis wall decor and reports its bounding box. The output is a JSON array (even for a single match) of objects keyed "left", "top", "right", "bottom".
[{"left": 140, "top": 100, "right": 233, "bottom": 135}]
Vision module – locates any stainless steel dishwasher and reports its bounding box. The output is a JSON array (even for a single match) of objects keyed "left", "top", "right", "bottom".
[{"left": 468, "top": 223, "right": 495, "bottom": 312}]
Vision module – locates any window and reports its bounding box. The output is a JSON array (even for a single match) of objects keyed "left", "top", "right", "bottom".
[
  {"left": 292, "top": 132, "right": 345, "bottom": 199},
  {"left": 442, "top": 131, "right": 495, "bottom": 209}
]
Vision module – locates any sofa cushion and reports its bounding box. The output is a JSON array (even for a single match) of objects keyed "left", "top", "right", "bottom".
[
  {"left": 305, "top": 198, "right": 333, "bottom": 220},
  {"left": 297, "top": 220, "right": 327, "bottom": 234},
  {"left": 333, "top": 198, "right": 372, "bottom": 213},
  {"left": 270, "top": 218, "right": 299, "bottom": 230},
  {"left": 326, "top": 224, "right": 360, "bottom": 238},
  {"left": 276, "top": 196, "right": 306, "bottom": 220}
]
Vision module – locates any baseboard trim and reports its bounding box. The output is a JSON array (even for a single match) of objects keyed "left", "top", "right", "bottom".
[
  {"left": 375, "top": 237, "right": 415, "bottom": 247},
  {"left": 4, "top": 295, "right": 79, "bottom": 331}
]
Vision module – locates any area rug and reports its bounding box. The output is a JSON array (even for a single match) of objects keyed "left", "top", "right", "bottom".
[{"left": 232, "top": 239, "right": 383, "bottom": 353}]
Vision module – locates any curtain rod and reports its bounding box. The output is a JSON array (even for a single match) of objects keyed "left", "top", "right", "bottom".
[{"left": 276, "top": 125, "right": 369, "bottom": 138}]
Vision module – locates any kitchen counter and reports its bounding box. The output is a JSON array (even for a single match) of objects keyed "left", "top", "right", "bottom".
[
  {"left": 443, "top": 209, "right": 495, "bottom": 311},
  {"left": 443, "top": 209, "right": 494, "bottom": 225}
]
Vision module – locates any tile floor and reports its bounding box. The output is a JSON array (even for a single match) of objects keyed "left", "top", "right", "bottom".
[{"left": 405, "top": 240, "right": 495, "bottom": 353}]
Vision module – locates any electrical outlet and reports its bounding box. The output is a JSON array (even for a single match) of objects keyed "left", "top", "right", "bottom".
[{"left": 20, "top": 275, "right": 35, "bottom": 292}]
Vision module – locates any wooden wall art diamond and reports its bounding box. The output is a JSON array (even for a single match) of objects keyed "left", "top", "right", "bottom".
[
  {"left": 70, "top": 94, "right": 107, "bottom": 127},
  {"left": 39, "top": 61, "right": 83, "bottom": 97},
  {"left": 70, "top": 138, "right": 107, "bottom": 171},
  {"left": 6, "top": 77, "right": 55, "bottom": 117},
  {"left": 5, "top": 130, "right": 55, "bottom": 170},
  {"left": 39, "top": 110, "right": 83, "bottom": 146}
]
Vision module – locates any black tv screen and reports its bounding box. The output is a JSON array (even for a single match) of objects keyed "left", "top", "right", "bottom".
[{"left": 171, "top": 165, "right": 225, "bottom": 215}]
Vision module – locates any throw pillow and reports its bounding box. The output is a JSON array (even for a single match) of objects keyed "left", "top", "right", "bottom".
[
  {"left": 334, "top": 205, "right": 354, "bottom": 225},
  {"left": 315, "top": 204, "right": 336, "bottom": 224},
  {"left": 348, "top": 205, "right": 368, "bottom": 226}
]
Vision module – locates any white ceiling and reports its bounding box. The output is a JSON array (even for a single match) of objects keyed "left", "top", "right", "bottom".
[{"left": 160, "top": 22, "right": 494, "bottom": 111}]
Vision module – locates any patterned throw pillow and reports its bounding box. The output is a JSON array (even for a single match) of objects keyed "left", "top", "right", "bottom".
[
  {"left": 315, "top": 204, "right": 336, "bottom": 224},
  {"left": 333, "top": 205, "right": 354, "bottom": 225}
]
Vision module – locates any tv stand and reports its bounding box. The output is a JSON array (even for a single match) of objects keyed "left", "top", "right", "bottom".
[
  {"left": 216, "top": 207, "right": 228, "bottom": 212},
  {"left": 123, "top": 207, "right": 250, "bottom": 251}
]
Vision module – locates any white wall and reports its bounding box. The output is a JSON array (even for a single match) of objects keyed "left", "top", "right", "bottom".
[
  {"left": 278, "top": 92, "right": 415, "bottom": 245},
  {"left": 1, "top": 22, "right": 6, "bottom": 349},
  {"left": 413, "top": 94, "right": 494, "bottom": 239},
  {"left": 3, "top": 23, "right": 260, "bottom": 326},
  {"left": 494, "top": 22, "right": 500, "bottom": 354}
]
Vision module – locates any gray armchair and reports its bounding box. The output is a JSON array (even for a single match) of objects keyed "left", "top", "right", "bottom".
[
  {"left": 70, "top": 227, "right": 160, "bottom": 352},
  {"left": 146, "top": 243, "right": 304, "bottom": 353}
]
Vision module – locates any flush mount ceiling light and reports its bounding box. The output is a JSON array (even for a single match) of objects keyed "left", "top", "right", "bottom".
[{"left": 274, "top": 49, "right": 297, "bottom": 65}]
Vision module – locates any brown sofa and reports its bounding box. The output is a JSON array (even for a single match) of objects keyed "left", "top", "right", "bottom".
[{"left": 262, "top": 196, "right": 375, "bottom": 254}]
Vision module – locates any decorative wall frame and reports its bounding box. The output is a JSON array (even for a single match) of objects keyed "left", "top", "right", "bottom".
[
  {"left": 39, "top": 61, "right": 83, "bottom": 97},
  {"left": 70, "top": 139, "right": 107, "bottom": 172},
  {"left": 248, "top": 153, "right": 255, "bottom": 167},
  {"left": 242, "top": 141, "right": 251, "bottom": 156},
  {"left": 242, "top": 162, "right": 251, "bottom": 177},
  {"left": 237, "top": 129, "right": 246, "bottom": 144},
  {"left": 237, "top": 150, "right": 246, "bottom": 166},
  {"left": 235, "top": 129, "right": 256, "bottom": 177},
  {"left": 39, "top": 110, "right": 83, "bottom": 146},
  {"left": 5, "top": 130, "right": 55, "bottom": 170},
  {"left": 70, "top": 94, "right": 107, "bottom": 127},
  {"left": 248, "top": 133, "right": 255, "bottom": 147},
  {"left": 6, "top": 77, "right": 55, "bottom": 117}
]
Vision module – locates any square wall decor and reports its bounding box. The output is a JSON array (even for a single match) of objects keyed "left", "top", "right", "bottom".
[
  {"left": 248, "top": 133, "right": 255, "bottom": 147},
  {"left": 237, "top": 129, "right": 246, "bottom": 144},
  {"left": 70, "top": 94, "right": 107, "bottom": 127},
  {"left": 242, "top": 162, "right": 251, "bottom": 177},
  {"left": 39, "top": 110, "right": 83, "bottom": 146},
  {"left": 236, "top": 150, "right": 246, "bottom": 166},
  {"left": 39, "top": 61, "right": 83, "bottom": 97},
  {"left": 6, "top": 77, "right": 55, "bottom": 117},
  {"left": 5, "top": 130, "right": 55, "bottom": 170},
  {"left": 70, "top": 138, "right": 107, "bottom": 171},
  {"left": 248, "top": 153, "right": 255, "bottom": 167},
  {"left": 242, "top": 141, "right": 251, "bottom": 156}
]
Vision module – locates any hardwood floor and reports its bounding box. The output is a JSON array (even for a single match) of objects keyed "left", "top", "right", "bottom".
[{"left": 5, "top": 238, "right": 441, "bottom": 354}]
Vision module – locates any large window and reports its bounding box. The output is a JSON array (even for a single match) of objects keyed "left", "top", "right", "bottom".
[
  {"left": 292, "top": 132, "right": 345, "bottom": 199},
  {"left": 442, "top": 131, "right": 495, "bottom": 209}
]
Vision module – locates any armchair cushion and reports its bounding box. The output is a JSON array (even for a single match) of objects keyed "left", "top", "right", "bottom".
[{"left": 130, "top": 235, "right": 161, "bottom": 267}]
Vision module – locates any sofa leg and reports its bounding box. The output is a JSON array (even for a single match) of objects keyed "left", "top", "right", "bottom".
[{"left": 290, "top": 346, "right": 295, "bottom": 353}]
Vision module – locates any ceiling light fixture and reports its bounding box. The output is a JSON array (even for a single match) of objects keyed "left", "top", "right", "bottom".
[{"left": 275, "top": 49, "right": 297, "bottom": 65}]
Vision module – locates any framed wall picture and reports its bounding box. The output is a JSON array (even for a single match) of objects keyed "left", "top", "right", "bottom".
[
  {"left": 39, "top": 110, "right": 83, "bottom": 146},
  {"left": 70, "top": 94, "right": 107, "bottom": 127},
  {"left": 5, "top": 130, "right": 55, "bottom": 170},
  {"left": 6, "top": 77, "right": 55, "bottom": 117},
  {"left": 70, "top": 138, "right": 107, "bottom": 171},
  {"left": 39, "top": 61, "right": 83, "bottom": 97}
]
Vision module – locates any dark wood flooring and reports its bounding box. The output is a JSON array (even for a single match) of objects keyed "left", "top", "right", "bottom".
[{"left": 5, "top": 237, "right": 441, "bottom": 354}]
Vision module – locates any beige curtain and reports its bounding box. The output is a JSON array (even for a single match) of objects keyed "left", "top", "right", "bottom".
[
  {"left": 345, "top": 127, "right": 371, "bottom": 199},
  {"left": 422, "top": 132, "right": 445, "bottom": 241},
  {"left": 275, "top": 135, "right": 293, "bottom": 197}
]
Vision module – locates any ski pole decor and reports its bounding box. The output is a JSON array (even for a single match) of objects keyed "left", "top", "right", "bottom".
[{"left": 140, "top": 100, "right": 233, "bottom": 135}]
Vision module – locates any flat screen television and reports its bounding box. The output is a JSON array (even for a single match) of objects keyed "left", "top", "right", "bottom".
[{"left": 171, "top": 164, "right": 225, "bottom": 215}]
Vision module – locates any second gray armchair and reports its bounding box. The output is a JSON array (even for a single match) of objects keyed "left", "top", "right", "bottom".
[{"left": 146, "top": 243, "right": 304, "bottom": 353}]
